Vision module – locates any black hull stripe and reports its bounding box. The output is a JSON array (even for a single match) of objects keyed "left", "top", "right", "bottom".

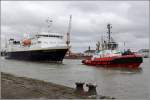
[
  {"left": 5, "top": 49, "right": 68, "bottom": 61},
  {"left": 111, "top": 57, "right": 143, "bottom": 64}
]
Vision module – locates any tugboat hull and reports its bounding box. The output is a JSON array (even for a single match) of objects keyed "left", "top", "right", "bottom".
[{"left": 82, "top": 55, "right": 143, "bottom": 68}]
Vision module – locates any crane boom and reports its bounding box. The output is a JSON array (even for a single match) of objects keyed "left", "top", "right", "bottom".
[{"left": 66, "top": 15, "right": 72, "bottom": 47}]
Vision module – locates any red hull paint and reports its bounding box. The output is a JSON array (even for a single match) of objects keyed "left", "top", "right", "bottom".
[
  {"left": 82, "top": 55, "right": 143, "bottom": 69},
  {"left": 82, "top": 61, "right": 141, "bottom": 69}
]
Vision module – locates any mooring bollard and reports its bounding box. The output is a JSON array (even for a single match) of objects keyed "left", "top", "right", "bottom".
[
  {"left": 75, "top": 82, "right": 85, "bottom": 94},
  {"left": 86, "top": 83, "right": 97, "bottom": 95}
]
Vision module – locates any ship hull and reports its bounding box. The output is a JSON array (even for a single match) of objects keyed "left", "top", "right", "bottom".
[
  {"left": 82, "top": 55, "right": 143, "bottom": 69},
  {"left": 5, "top": 49, "right": 68, "bottom": 62}
]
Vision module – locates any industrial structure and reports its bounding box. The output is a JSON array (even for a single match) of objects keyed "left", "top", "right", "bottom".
[{"left": 66, "top": 15, "right": 72, "bottom": 56}]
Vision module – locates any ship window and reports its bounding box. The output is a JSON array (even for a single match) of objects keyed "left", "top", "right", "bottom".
[
  {"left": 48, "top": 35, "right": 63, "bottom": 38},
  {"left": 36, "top": 34, "right": 63, "bottom": 39},
  {"left": 44, "top": 41, "right": 48, "bottom": 44},
  {"left": 38, "top": 41, "right": 41, "bottom": 43},
  {"left": 13, "top": 41, "right": 20, "bottom": 45}
]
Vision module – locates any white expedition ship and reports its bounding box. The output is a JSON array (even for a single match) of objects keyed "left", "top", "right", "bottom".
[{"left": 5, "top": 16, "right": 71, "bottom": 62}]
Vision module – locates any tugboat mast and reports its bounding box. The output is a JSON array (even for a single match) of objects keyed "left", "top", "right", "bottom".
[
  {"left": 106, "top": 24, "right": 118, "bottom": 50},
  {"left": 107, "top": 23, "right": 112, "bottom": 43}
]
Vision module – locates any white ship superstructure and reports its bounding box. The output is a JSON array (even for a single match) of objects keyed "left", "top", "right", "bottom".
[
  {"left": 7, "top": 32, "right": 68, "bottom": 52},
  {"left": 5, "top": 32, "right": 69, "bottom": 61},
  {"left": 5, "top": 16, "right": 71, "bottom": 62}
]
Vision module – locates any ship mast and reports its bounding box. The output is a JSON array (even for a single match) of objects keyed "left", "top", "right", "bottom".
[
  {"left": 107, "top": 23, "right": 112, "bottom": 43},
  {"left": 106, "top": 24, "right": 118, "bottom": 50},
  {"left": 46, "top": 17, "right": 53, "bottom": 33}
]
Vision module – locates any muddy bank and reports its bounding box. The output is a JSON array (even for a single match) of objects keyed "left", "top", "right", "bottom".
[{"left": 1, "top": 72, "right": 115, "bottom": 99}]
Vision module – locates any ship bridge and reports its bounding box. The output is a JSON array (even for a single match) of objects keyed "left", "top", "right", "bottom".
[{"left": 36, "top": 32, "right": 63, "bottom": 39}]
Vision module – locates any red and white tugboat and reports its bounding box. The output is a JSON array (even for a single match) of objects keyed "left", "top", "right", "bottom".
[
  {"left": 82, "top": 49, "right": 143, "bottom": 69},
  {"left": 82, "top": 24, "right": 143, "bottom": 69}
]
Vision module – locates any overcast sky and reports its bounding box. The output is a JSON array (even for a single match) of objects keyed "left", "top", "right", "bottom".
[{"left": 1, "top": 1, "right": 149, "bottom": 52}]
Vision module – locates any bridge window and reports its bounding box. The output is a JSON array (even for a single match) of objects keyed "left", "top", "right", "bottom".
[{"left": 36, "top": 35, "right": 63, "bottom": 39}]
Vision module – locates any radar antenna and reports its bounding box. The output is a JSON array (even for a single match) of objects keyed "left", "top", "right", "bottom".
[{"left": 46, "top": 17, "right": 53, "bottom": 33}]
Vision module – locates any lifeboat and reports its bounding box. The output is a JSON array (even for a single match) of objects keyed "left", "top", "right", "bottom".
[
  {"left": 22, "top": 39, "right": 31, "bottom": 46},
  {"left": 82, "top": 50, "right": 143, "bottom": 69}
]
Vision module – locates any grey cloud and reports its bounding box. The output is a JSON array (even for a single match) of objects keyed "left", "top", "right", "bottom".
[{"left": 1, "top": 1, "right": 149, "bottom": 52}]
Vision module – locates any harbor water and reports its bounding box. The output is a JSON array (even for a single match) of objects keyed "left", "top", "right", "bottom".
[{"left": 1, "top": 58, "right": 150, "bottom": 99}]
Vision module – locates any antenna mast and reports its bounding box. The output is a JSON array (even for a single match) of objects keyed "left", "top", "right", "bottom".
[{"left": 46, "top": 17, "right": 53, "bottom": 33}]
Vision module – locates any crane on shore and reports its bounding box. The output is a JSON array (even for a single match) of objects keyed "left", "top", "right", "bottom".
[{"left": 66, "top": 15, "right": 72, "bottom": 55}]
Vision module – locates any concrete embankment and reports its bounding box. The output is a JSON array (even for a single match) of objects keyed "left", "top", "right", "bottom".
[{"left": 1, "top": 72, "right": 115, "bottom": 99}]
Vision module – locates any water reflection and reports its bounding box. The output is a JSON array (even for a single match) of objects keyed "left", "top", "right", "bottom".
[
  {"left": 81, "top": 64, "right": 143, "bottom": 74},
  {"left": 96, "top": 67, "right": 143, "bottom": 74}
]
